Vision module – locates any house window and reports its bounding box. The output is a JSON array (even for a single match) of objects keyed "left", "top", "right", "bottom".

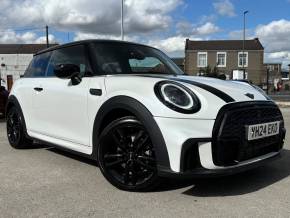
[
  {"left": 238, "top": 52, "right": 248, "bottom": 67},
  {"left": 217, "top": 52, "right": 226, "bottom": 67},
  {"left": 197, "top": 52, "right": 207, "bottom": 67}
]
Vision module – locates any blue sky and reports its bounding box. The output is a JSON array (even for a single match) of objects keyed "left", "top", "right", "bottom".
[{"left": 0, "top": 0, "right": 290, "bottom": 68}]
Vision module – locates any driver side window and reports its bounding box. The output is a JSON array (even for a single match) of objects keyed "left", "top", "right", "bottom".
[{"left": 46, "top": 45, "right": 88, "bottom": 77}]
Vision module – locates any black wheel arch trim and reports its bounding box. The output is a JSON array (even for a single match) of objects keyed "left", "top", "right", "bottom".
[
  {"left": 92, "top": 95, "right": 171, "bottom": 171},
  {"left": 6, "top": 95, "right": 31, "bottom": 139}
]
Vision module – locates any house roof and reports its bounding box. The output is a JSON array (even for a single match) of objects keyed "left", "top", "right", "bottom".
[
  {"left": 0, "top": 44, "right": 58, "bottom": 54},
  {"left": 185, "top": 38, "right": 264, "bottom": 51}
]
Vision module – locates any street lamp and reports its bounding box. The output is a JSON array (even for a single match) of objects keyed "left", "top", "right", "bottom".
[
  {"left": 242, "top": 10, "right": 249, "bottom": 79},
  {"left": 121, "top": 0, "right": 124, "bottom": 40}
]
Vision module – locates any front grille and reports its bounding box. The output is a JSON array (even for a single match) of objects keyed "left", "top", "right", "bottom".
[{"left": 212, "top": 101, "right": 285, "bottom": 166}]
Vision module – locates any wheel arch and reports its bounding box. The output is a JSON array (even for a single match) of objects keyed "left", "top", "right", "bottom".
[
  {"left": 92, "top": 95, "right": 171, "bottom": 171},
  {"left": 6, "top": 95, "right": 30, "bottom": 138}
]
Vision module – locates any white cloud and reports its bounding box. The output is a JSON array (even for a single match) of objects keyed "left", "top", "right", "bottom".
[
  {"left": 2, "top": 0, "right": 183, "bottom": 35},
  {"left": 148, "top": 36, "right": 186, "bottom": 53},
  {"left": 177, "top": 21, "right": 220, "bottom": 36},
  {"left": 266, "top": 52, "right": 290, "bottom": 60},
  {"left": 213, "top": 0, "right": 236, "bottom": 17},
  {"left": 148, "top": 35, "right": 202, "bottom": 57},
  {"left": 74, "top": 32, "right": 136, "bottom": 42},
  {"left": 255, "top": 19, "right": 290, "bottom": 69},
  {"left": 255, "top": 19, "right": 290, "bottom": 53},
  {"left": 35, "top": 34, "right": 57, "bottom": 44},
  {"left": 176, "top": 21, "right": 194, "bottom": 35},
  {"left": 0, "top": 30, "right": 57, "bottom": 44},
  {"left": 193, "top": 22, "right": 220, "bottom": 35},
  {"left": 228, "top": 29, "right": 254, "bottom": 39}
]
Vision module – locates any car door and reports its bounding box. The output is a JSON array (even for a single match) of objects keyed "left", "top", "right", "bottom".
[
  {"left": 19, "top": 52, "right": 52, "bottom": 132},
  {"left": 30, "top": 44, "right": 103, "bottom": 151}
]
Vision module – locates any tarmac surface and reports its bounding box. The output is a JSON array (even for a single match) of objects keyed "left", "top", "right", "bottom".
[{"left": 0, "top": 109, "right": 290, "bottom": 218}]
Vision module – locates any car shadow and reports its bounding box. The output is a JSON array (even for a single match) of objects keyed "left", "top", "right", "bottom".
[
  {"left": 181, "top": 149, "right": 290, "bottom": 197},
  {"left": 38, "top": 144, "right": 290, "bottom": 194},
  {"left": 45, "top": 146, "right": 98, "bottom": 167}
]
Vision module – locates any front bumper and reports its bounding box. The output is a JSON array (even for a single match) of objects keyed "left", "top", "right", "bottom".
[
  {"left": 155, "top": 101, "right": 286, "bottom": 177},
  {"left": 158, "top": 150, "right": 282, "bottom": 179}
]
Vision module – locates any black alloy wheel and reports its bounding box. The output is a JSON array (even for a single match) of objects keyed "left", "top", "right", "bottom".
[
  {"left": 6, "top": 107, "right": 32, "bottom": 148},
  {"left": 98, "top": 116, "right": 160, "bottom": 191}
]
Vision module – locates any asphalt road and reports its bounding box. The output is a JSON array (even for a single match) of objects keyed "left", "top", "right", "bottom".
[{"left": 1, "top": 110, "right": 290, "bottom": 218}]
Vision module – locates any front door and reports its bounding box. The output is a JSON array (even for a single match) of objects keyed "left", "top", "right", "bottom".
[{"left": 31, "top": 45, "right": 101, "bottom": 152}]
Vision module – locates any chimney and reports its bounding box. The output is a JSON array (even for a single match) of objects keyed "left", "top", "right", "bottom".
[{"left": 185, "top": 38, "right": 189, "bottom": 50}]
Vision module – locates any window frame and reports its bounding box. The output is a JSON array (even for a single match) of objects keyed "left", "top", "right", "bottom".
[
  {"left": 216, "top": 52, "right": 227, "bottom": 67},
  {"left": 197, "top": 52, "right": 208, "bottom": 68},
  {"left": 90, "top": 42, "right": 184, "bottom": 76},
  {"left": 24, "top": 52, "right": 52, "bottom": 78},
  {"left": 238, "top": 51, "right": 248, "bottom": 68},
  {"left": 45, "top": 44, "right": 94, "bottom": 78}
]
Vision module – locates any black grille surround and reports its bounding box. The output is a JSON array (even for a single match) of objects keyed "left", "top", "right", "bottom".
[{"left": 212, "top": 101, "right": 286, "bottom": 167}]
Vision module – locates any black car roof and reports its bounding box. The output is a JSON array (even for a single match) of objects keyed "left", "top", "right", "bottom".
[{"left": 35, "top": 39, "right": 155, "bottom": 56}]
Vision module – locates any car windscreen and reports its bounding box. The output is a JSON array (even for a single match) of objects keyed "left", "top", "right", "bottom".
[{"left": 92, "top": 42, "right": 184, "bottom": 75}]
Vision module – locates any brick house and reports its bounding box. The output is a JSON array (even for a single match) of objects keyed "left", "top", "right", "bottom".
[
  {"left": 171, "top": 57, "right": 184, "bottom": 71},
  {"left": 184, "top": 38, "right": 265, "bottom": 84}
]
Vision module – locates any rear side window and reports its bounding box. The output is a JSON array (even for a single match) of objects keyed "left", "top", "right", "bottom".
[
  {"left": 24, "top": 52, "right": 51, "bottom": 77},
  {"left": 46, "top": 45, "right": 88, "bottom": 77}
]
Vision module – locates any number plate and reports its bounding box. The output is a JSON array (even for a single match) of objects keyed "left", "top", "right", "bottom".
[{"left": 247, "top": 121, "right": 280, "bottom": 141}]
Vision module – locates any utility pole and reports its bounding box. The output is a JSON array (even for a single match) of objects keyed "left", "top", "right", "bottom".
[
  {"left": 46, "top": 25, "right": 49, "bottom": 48},
  {"left": 121, "top": 0, "right": 124, "bottom": 40},
  {"left": 242, "top": 11, "right": 249, "bottom": 79},
  {"left": 266, "top": 67, "right": 269, "bottom": 94}
]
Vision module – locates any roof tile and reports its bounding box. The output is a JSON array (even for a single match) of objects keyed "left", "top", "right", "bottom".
[{"left": 186, "top": 38, "right": 264, "bottom": 51}]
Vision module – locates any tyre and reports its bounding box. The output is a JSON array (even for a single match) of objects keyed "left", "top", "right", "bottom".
[
  {"left": 6, "top": 106, "right": 33, "bottom": 149},
  {"left": 98, "top": 116, "right": 161, "bottom": 191}
]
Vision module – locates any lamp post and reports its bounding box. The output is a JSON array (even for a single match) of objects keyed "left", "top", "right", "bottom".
[
  {"left": 121, "top": 0, "right": 124, "bottom": 40},
  {"left": 266, "top": 65, "right": 270, "bottom": 94},
  {"left": 242, "top": 10, "right": 249, "bottom": 79}
]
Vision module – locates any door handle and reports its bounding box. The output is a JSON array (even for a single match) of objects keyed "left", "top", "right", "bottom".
[
  {"left": 34, "top": 87, "right": 43, "bottom": 92},
  {"left": 90, "top": 89, "right": 102, "bottom": 96}
]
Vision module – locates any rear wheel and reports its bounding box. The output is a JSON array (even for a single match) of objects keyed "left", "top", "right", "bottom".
[
  {"left": 6, "top": 106, "right": 33, "bottom": 149},
  {"left": 97, "top": 116, "right": 160, "bottom": 191}
]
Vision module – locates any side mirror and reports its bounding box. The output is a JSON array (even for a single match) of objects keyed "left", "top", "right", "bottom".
[
  {"left": 54, "top": 64, "right": 82, "bottom": 85},
  {"left": 54, "top": 64, "right": 80, "bottom": 79}
]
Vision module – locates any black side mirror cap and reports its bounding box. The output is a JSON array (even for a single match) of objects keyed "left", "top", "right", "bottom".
[{"left": 54, "top": 64, "right": 80, "bottom": 79}]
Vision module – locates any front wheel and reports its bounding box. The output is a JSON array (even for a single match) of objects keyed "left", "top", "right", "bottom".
[
  {"left": 97, "top": 116, "right": 160, "bottom": 191},
  {"left": 6, "top": 106, "right": 33, "bottom": 149}
]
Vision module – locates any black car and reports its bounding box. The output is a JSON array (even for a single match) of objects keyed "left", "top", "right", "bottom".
[{"left": 0, "top": 86, "right": 8, "bottom": 117}]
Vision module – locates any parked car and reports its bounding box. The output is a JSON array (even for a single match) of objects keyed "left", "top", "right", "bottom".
[
  {"left": 0, "top": 86, "right": 8, "bottom": 117},
  {"left": 6, "top": 40, "right": 286, "bottom": 191}
]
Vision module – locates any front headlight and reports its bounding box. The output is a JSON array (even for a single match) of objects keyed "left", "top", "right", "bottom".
[{"left": 154, "top": 81, "right": 201, "bottom": 113}]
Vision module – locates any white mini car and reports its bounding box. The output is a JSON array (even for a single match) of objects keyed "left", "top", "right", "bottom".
[{"left": 6, "top": 40, "right": 286, "bottom": 191}]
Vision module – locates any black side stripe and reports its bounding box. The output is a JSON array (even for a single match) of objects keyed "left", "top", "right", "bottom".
[{"left": 137, "top": 75, "right": 235, "bottom": 103}]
